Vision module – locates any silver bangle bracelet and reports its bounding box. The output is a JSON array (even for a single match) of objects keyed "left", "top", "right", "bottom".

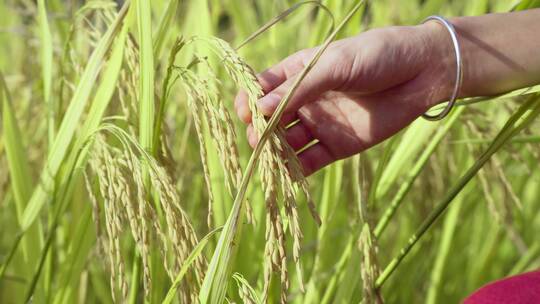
[{"left": 421, "top": 15, "right": 463, "bottom": 121}]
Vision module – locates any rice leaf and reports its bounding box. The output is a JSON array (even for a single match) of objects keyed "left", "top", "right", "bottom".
[
  {"left": 20, "top": 0, "right": 130, "bottom": 231},
  {"left": 0, "top": 71, "right": 43, "bottom": 273},
  {"left": 0, "top": 73, "right": 33, "bottom": 229},
  {"left": 136, "top": 0, "right": 155, "bottom": 152},
  {"left": 37, "top": 0, "right": 54, "bottom": 145},
  {"left": 153, "top": 0, "right": 180, "bottom": 58}
]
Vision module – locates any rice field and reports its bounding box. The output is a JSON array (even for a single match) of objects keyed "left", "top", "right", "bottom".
[{"left": 0, "top": 0, "right": 539, "bottom": 303}]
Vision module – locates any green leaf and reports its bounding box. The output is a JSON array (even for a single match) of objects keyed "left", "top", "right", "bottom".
[
  {"left": 37, "top": 0, "right": 54, "bottom": 144},
  {"left": 153, "top": 0, "right": 180, "bottom": 59},
  {"left": 0, "top": 71, "right": 42, "bottom": 270},
  {"left": 20, "top": 0, "right": 130, "bottom": 231},
  {"left": 136, "top": 0, "right": 155, "bottom": 152}
]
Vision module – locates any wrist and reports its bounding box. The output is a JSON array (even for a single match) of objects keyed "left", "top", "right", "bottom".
[{"left": 418, "top": 19, "right": 461, "bottom": 108}]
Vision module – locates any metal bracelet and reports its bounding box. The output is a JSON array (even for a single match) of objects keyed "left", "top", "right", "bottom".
[{"left": 421, "top": 15, "right": 463, "bottom": 121}]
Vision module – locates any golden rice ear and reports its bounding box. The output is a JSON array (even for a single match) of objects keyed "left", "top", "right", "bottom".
[
  {"left": 359, "top": 224, "right": 382, "bottom": 304},
  {"left": 88, "top": 137, "right": 129, "bottom": 302},
  {"left": 233, "top": 273, "right": 261, "bottom": 304},
  {"left": 194, "top": 36, "right": 319, "bottom": 301},
  {"left": 87, "top": 126, "right": 206, "bottom": 303}
]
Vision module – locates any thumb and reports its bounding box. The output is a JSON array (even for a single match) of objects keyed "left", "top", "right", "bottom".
[{"left": 257, "top": 52, "right": 343, "bottom": 116}]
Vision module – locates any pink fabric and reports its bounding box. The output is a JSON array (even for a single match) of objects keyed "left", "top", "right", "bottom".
[{"left": 464, "top": 271, "right": 540, "bottom": 304}]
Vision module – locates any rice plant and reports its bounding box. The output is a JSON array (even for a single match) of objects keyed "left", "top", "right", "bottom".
[{"left": 0, "top": 0, "right": 539, "bottom": 303}]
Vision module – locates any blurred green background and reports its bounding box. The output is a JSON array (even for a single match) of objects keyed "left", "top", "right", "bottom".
[{"left": 0, "top": 0, "right": 539, "bottom": 303}]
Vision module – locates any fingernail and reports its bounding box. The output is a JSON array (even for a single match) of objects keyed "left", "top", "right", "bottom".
[{"left": 257, "top": 93, "right": 281, "bottom": 115}]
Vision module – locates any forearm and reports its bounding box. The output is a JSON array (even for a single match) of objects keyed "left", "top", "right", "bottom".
[{"left": 426, "top": 9, "right": 540, "bottom": 99}]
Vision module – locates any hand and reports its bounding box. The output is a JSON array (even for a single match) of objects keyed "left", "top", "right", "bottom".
[{"left": 235, "top": 23, "right": 454, "bottom": 176}]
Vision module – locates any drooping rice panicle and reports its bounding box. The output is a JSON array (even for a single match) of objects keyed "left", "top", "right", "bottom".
[{"left": 197, "top": 36, "right": 321, "bottom": 301}]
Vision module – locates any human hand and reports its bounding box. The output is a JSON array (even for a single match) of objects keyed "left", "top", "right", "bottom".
[{"left": 235, "top": 23, "right": 454, "bottom": 176}]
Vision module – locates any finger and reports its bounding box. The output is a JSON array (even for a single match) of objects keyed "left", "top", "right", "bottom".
[
  {"left": 257, "top": 48, "right": 315, "bottom": 94},
  {"left": 285, "top": 122, "right": 314, "bottom": 151},
  {"left": 234, "top": 90, "right": 252, "bottom": 124},
  {"left": 235, "top": 94, "right": 299, "bottom": 125},
  {"left": 257, "top": 53, "right": 342, "bottom": 116},
  {"left": 280, "top": 112, "right": 298, "bottom": 127},
  {"left": 297, "top": 143, "right": 335, "bottom": 176},
  {"left": 246, "top": 124, "right": 258, "bottom": 148}
]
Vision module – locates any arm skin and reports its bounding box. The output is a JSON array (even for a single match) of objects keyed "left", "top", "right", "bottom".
[{"left": 234, "top": 9, "right": 540, "bottom": 176}]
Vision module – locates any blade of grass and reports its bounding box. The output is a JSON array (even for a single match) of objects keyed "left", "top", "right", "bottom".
[
  {"left": 136, "top": 0, "right": 155, "bottom": 152},
  {"left": 0, "top": 72, "right": 38, "bottom": 248},
  {"left": 153, "top": 0, "right": 180, "bottom": 58},
  {"left": 0, "top": 71, "right": 44, "bottom": 289},
  {"left": 37, "top": 0, "right": 54, "bottom": 145},
  {"left": 303, "top": 162, "right": 344, "bottom": 304},
  {"left": 199, "top": 2, "right": 366, "bottom": 303}
]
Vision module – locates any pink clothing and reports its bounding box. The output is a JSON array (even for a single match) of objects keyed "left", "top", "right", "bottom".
[{"left": 464, "top": 271, "right": 540, "bottom": 304}]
